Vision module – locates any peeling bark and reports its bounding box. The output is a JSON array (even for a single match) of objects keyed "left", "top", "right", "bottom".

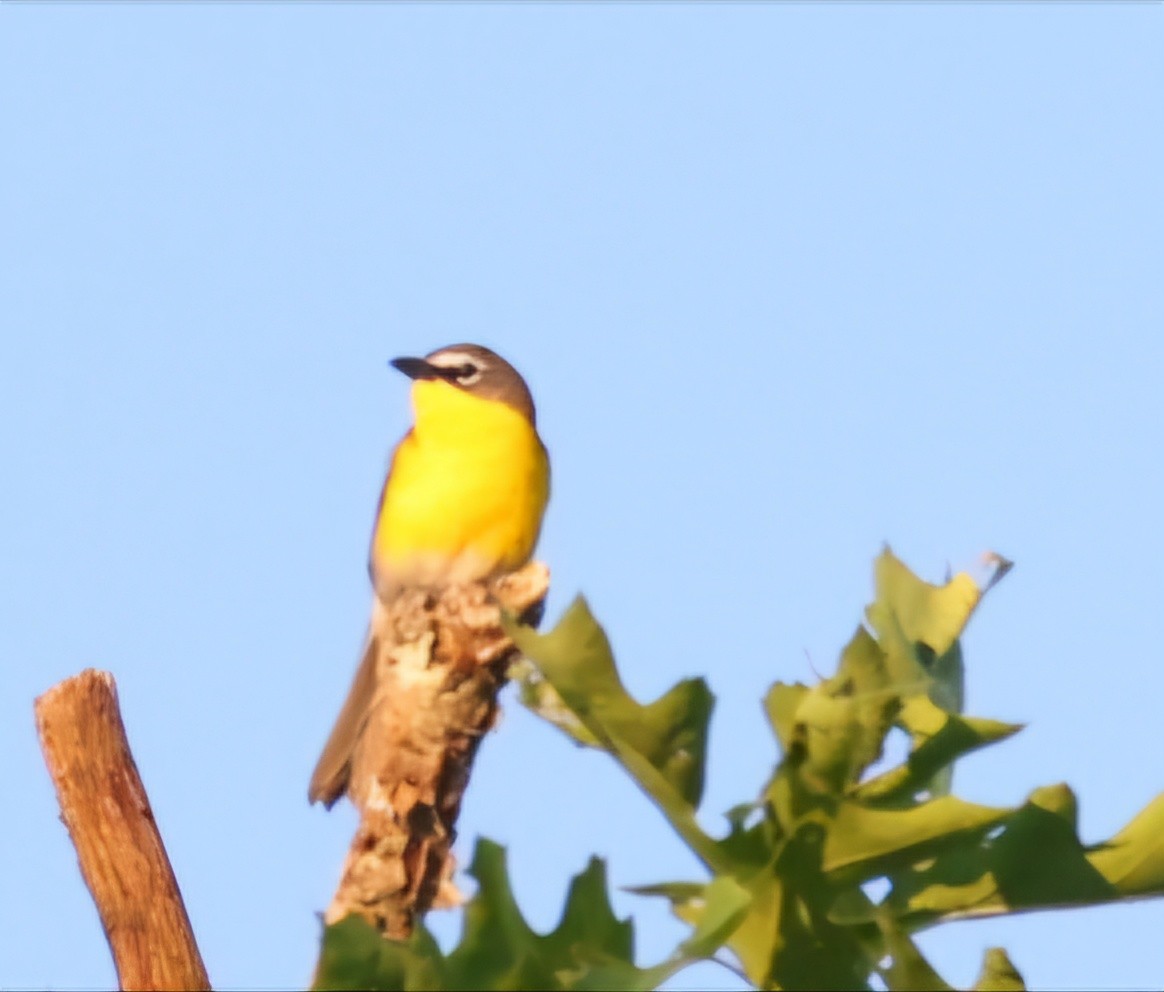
[{"left": 325, "top": 560, "right": 549, "bottom": 938}]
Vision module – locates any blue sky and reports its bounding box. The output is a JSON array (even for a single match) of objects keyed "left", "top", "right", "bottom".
[{"left": 2, "top": 4, "right": 1161, "bottom": 990}]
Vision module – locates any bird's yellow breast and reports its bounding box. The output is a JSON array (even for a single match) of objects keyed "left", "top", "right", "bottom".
[{"left": 369, "top": 378, "right": 550, "bottom": 593}]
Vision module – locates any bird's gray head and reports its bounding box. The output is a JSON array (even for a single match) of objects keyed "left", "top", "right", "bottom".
[{"left": 390, "top": 343, "right": 537, "bottom": 424}]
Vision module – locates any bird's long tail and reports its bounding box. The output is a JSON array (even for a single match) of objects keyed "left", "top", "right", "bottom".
[{"left": 308, "top": 627, "right": 379, "bottom": 808}]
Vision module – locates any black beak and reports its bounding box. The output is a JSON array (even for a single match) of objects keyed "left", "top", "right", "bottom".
[{"left": 390, "top": 356, "right": 439, "bottom": 380}]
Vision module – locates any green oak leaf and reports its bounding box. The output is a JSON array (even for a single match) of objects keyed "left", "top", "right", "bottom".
[
  {"left": 1087, "top": 793, "right": 1164, "bottom": 897},
  {"left": 765, "top": 682, "right": 809, "bottom": 757},
  {"left": 836, "top": 787, "right": 1164, "bottom": 932},
  {"left": 779, "top": 626, "right": 901, "bottom": 796},
  {"left": 508, "top": 597, "right": 720, "bottom": 868},
  {"left": 313, "top": 915, "right": 445, "bottom": 991},
  {"left": 316, "top": 839, "right": 653, "bottom": 991},
  {"left": 862, "top": 548, "right": 1008, "bottom": 797},
  {"left": 866, "top": 547, "right": 982, "bottom": 664},
  {"left": 824, "top": 795, "right": 1012, "bottom": 884},
  {"left": 444, "top": 839, "right": 631, "bottom": 989},
  {"left": 509, "top": 658, "right": 600, "bottom": 748},
  {"left": 853, "top": 696, "right": 1023, "bottom": 808}
]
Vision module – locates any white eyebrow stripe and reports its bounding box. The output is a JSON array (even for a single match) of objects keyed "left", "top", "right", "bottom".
[{"left": 428, "top": 351, "right": 482, "bottom": 369}]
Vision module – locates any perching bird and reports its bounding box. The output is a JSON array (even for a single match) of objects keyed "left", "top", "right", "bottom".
[{"left": 308, "top": 344, "right": 550, "bottom": 807}]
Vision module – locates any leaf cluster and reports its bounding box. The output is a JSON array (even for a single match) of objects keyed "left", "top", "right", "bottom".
[{"left": 315, "top": 548, "right": 1164, "bottom": 991}]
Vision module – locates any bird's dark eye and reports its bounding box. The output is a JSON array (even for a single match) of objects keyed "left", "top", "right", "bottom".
[{"left": 455, "top": 363, "right": 479, "bottom": 380}]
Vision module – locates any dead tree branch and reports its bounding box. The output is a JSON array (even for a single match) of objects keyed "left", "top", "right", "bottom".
[
  {"left": 324, "top": 560, "right": 549, "bottom": 939},
  {"left": 35, "top": 669, "right": 210, "bottom": 992}
]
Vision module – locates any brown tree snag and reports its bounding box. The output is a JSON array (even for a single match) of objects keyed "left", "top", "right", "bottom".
[
  {"left": 34, "top": 669, "right": 211, "bottom": 992},
  {"left": 324, "top": 560, "right": 550, "bottom": 939}
]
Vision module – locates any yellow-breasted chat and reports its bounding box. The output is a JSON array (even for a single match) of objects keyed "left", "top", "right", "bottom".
[{"left": 308, "top": 343, "right": 550, "bottom": 807}]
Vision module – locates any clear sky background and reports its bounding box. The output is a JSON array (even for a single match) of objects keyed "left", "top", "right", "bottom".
[{"left": 2, "top": 4, "right": 1161, "bottom": 990}]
